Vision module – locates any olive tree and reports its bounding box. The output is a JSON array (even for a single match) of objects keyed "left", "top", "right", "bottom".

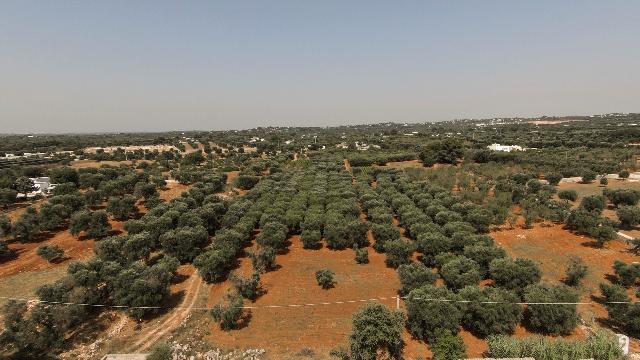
[
  {"left": 616, "top": 205, "right": 640, "bottom": 229},
  {"left": 564, "top": 256, "right": 588, "bottom": 287},
  {"left": 397, "top": 262, "right": 437, "bottom": 296},
  {"left": 405, "top": 285, "right": 462, "bottom": 341},
  {"left": 459, "top": 286, "right": 523, "bottom": 337},
  {"left": 106, "top": 195, "right": 138, "bottom": 220},
  {"left": 159, "top": 225, "right": 209, "bottom": 262},
  {"left": 69, "top": 210, "right": 111, "bottom": 239},
  {"left": 348, "top": 302, "right": 405, "bottom": 360},
  {"left": 440, "top": 256, "right": 481, "bottom": 290},
  {"left": 36, "top": 245, "right": 65, "bottom": 263},
  {"left": 301, "top": 229, "right": 322, "bottom": 249},
  {"left": 211, "top": 290, "right": 244, "bottom": 330},
  {"left": 315, "top": 268, "right": 335, "bottom": 289},
  {"left": 256, "top": 222, "right": 288, "bottom": 250},
  {"left": 489, "top": 257, "right": 541, "bottom": 295},
  {"left": 383, "top": 239, "right": 415, "bottom": 268},
  {"left": 523, "top": 283, "right": 579, "bottom": 335},
  {"left": 249, "top": 246, "right": 277, "bottom": 273}
]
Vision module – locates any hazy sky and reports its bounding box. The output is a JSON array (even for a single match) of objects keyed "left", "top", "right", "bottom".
[{"left": 1, "top": 1, "right": 639, "bottom": 133}]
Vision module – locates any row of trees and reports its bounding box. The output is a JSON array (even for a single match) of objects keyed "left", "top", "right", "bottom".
[
  {"left": 356, "top": 169, "right": 584, "bottom": 353},
  {"left": 1, "top": 164, "right": 234, "bottom": 356}
]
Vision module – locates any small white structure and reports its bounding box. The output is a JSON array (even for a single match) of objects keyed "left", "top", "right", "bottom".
[
  {"left": 617, "top": 334, "right": 629, "bottom": 355},
  {"left": 487, "top": 143, "right": 524, "bottom": 152},
  {"left": 17, "top": 177, "right": 56, "bottom": 198}
]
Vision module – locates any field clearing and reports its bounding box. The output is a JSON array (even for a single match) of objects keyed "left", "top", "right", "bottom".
[
  {"left": 204, "top": 235, "right": 459, "bottom": 359},
  {"left": 158, "top": 181, "right": 191, "bottom": 201},
  {"left": 0, "top": 266, "right": 68, "bottom": 306},
  {"left": 492, "top": 223, "right": 640, "bottom": 352},
  {"left": 557, "top": 180, "right": 640, "bottom": 199},
  {"left": 0, "top": 181, "right": 188, "bottom": 308},
  {"left": 68, "top": 159, "right": 154, "bottom": 169}
]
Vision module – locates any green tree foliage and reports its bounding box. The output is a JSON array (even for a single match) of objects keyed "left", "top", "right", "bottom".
[
  {"left": 462, "top": 244, "right": 506, "bottom": 277},
  {"left": 616, "top": 205, "right": 640, "bottom": 228},
  {"left": 194, "top": 248, "right": 236, "bottom": 283},
  {"left": 159, "top": 225, "right": 209, "bottom": 262},
  {"left": 38, "top": 203, "right": 72, "bottom": 231},
  {"left": 459, "top": 286, "right": 523, "bottom": 337},
  {"left": 112, "top": 257, "right": 179, "bottom": 318},
  {"left": 0, "top": 214, "right": 11, "bottom": 238},
  {"left": 234, "top": 175, "right": 260, "bottom": 190},
  {"left": 48, "top": 167, "right": 79, "bottom": 184},
  {"left": 600, "top": 177, "right": 608, "bottom": 186},
  {"left": 249, "top": 246, "right": 277, "bottom": 273},
  {"left": 600, "top": 282, "right": 640, "bottom": 336},
  {"left": 416, "top": 233, "right": 451, "bottom": 266},
  {"left": 36, "top": 244, "right": 65, "bottom": 263},
  {"left": 69, "top": 209, "right": 111, "bottom": 238},
  {"left": 604, "top": 188, "right": 640, "bottom": 207},
  {"left": 580, "top": 195, "right": 605, "bottom": 213},
  {"left": 612, "top": 260, "right": 640, "bottom": 287},
  {"left": 383, "top": 239, "right": 415, "bottom": 268},
  {"left": 51, "top": 182, "right": 78, "bottom": 196},
  {"left": 489, "top": 257, "right": 541, "bottom": 294},
  {"left": 419, "top": 139, "right": 463, "bottom": 165},
  {"left": 397, "top": 262, "right": 437, "bottom": 296},
  {"left": 581, "top": 169, "right": 597, "bottom": 183},
  {"left": 14, "top": 176, "right": 35, "bottom": 194},
  {"left": 0, "top": 188, "right": 18, "bottom": 208},
  {"left": 348, "top": 303, "right": 405, "bottom": 360},
  {"left": 465, "top": 208, "right": 493, "bottom": 233},
  {"left": 371, "top": 223, "right": 400, "bottom": 252},
  {"left": 211, "top": 290, "right": 244, "bottom": 330},
  {"left": 257, "top": 222, "right": 288, "bottom": 250},
  {"left": 230, "top": 271, "right": 261, "bottom": 300},
  {"left": 106, "top": 195, "right": 138, "bottom": 220},
  {"left": 619, "top": 170, "right": 630, "bottom": 179},
  {"left": 354, "top": 246, "right": 369, "bottom": 264},
  {"left": 558, "top": 189, "right": 578, "bottom": 202},
  {"left": 301, "top": 229, "right": 322, "bottom": 249},
  {"left": 523, "top": 283, "right": 579, "bottom": 335},
  {"left": 315, "top": 268, "right": 335, "bottom": 289},
  {"left": 440, "top": 256, "right": 481, "bottom": 290},
  {"left": 12, "top": 207, "right": 40, "bottom": 241},
  {"left": 545, "top": 172, "right": 562, "bottom": 186},
  {"left": 1, "top": 301, "right": 75, "bottom": 356},
  {"left": 564, "top": 256, "right": 588, "bottom": 286},
  {"left": 0, "top": 241, "right": 15, "bottom": 261},
  {"left": 405, "top": 285, "right": 462, "bottom": 341},
  {"left": 431, "top": 330, "right": 467, "bottom": 360}
]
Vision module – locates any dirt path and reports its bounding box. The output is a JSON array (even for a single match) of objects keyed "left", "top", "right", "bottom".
[
  {"left": 343, "top": 158, "right": 352, "bottom": 175},
  {"left": 127, "top": 271, "right": 203, "bottom": 352}
]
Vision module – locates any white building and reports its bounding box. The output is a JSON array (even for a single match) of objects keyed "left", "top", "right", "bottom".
[
  {"left": 17, "top": 177, "right": 56, "bottom": 198},
  {"left": 487, "top": 143, "right": 524, "bottom": 152}
]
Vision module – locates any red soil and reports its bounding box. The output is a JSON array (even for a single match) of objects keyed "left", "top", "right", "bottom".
[
  {"left": 205, "top": 235, "right": 435, "bottom": 359},
  {"left": 492, "top": 223, "right": 640, "bottom": 351}
]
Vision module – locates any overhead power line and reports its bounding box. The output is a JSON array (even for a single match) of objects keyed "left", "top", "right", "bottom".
[{"left": 1, "top": 294, "right": 637, "bottom": 312}]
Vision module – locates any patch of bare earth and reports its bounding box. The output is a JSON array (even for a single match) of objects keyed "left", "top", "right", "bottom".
[
  {"left": 205, "top": 235, "right": 432, "bottom": 359},
  {"left": 492, "top": 223, "right": 640, "bottom": 351},
  {"left": 126, "top": 265, "right": 203, "bottom": 353}
]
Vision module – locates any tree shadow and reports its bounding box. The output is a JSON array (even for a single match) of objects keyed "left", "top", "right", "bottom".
[
  {"left": 50, "top": 255, "right": 71, "bottom": 264},
  {"left": 149, "top": 289, "right": 186, "bottom": 318},
  {"left": 171, "top": 272, "right": 190, "bottom": 284},
  {"left": 604, "top": 273, "right": 619, "bottom": 284},
  {"left": 580, "top": 240, "right": 603, "bottom": 248},
  {"left": 236, "top": 310, "right": 252, "bottom": 330},
  {"left": 0, "top": 249, "right": 19, "bottom": 263}
]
